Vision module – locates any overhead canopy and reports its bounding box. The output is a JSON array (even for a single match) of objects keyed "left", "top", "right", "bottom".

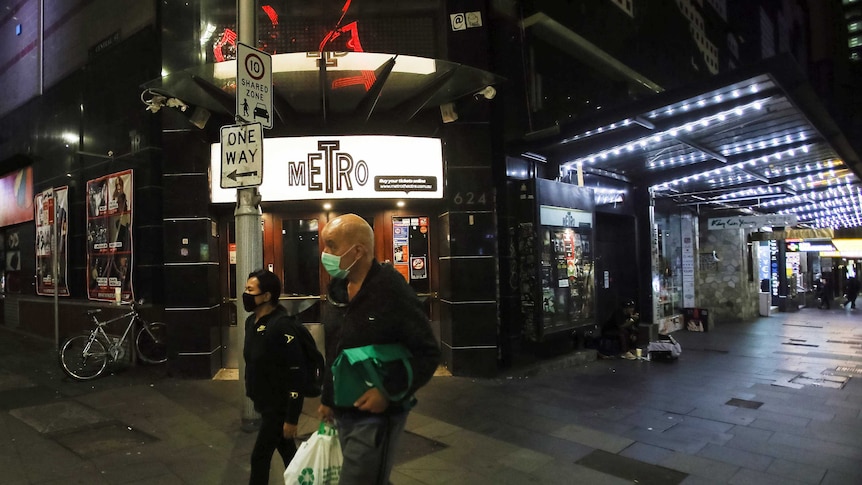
[
  {"left": 515, "top": 56, "right": 862, "bottom": 229},
  {"left": 142, "top": 51, "right": 504, "bottom": 129}
]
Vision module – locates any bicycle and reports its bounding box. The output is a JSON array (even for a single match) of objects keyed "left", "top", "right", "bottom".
[{"left": 59, "top": 299, "right": 168, "bottom": 380}]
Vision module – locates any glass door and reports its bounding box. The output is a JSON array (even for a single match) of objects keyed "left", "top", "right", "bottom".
[{"left": 280, "top": 218, "right": 321, "bottom": 323}]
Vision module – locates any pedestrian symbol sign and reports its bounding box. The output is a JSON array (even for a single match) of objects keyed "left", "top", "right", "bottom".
[
  {"left": 220, "top": 123, "right": 263, "bottom": 189},
  {"left": 237, "top": 43, "right": 272, "bottom": 129}
]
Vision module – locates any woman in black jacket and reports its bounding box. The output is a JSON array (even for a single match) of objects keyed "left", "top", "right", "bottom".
[{"left": 243, "top": 269, "right": 306, "bottom": 485}]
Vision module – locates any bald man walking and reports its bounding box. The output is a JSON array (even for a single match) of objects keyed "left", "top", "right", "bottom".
[{"left": 317, "top": 214, "right": 440, "bottom": 485}]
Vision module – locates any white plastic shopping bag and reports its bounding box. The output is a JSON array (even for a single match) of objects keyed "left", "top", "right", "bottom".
[{"left": 284, "top": 422, "right": 342, "bottom": 485}]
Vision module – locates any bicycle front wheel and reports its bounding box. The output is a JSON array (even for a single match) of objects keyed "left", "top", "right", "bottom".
[
  {"left": 60, "top": 335, "right": 109, "bottom": 380},
  {"left": 136, "top": 322, "right": 168, "bottom": 364}
]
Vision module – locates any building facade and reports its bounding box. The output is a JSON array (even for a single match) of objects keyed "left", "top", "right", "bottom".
[{"left": 1, "top": 0, "right": 859, "bottom": 378}]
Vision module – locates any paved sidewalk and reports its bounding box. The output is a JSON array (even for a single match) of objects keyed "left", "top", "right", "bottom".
[{"left": 1, "top": 305, "right": 861, "bottom": 484}]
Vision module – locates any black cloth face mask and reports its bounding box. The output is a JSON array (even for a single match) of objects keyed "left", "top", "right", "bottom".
[{"left": 242, "top": 292, "right": 263, "bottom": 312}]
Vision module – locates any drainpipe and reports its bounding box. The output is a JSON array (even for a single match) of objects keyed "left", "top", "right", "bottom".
[{"left": 40, "top": 0, "right": 44, "bottom": 94}]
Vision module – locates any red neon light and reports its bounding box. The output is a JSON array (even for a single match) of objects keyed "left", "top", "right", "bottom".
[
  {"left": 342, "top": 21, "right": 364, "bottom": 52},
  {"left": 318, "top": 20, "right": 365, "bottom": 52},
  {"left": 319, "top": 0, "right": 364, "bottom": 52},
  {"left": 332, "top": 70, "right": 376, "bottom": 91},
  {"left": 213, "top": 28, "right": 237, "bottom": 62},
  {"left": 261, "top": 5, "right": 278, "bottom": 26}
]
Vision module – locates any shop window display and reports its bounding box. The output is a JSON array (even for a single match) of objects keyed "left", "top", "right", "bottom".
[
  {"left": 517, "top": 204, "right": 595, "bottom": 342},
  {"left": 655, "top": 211, "right": 683, "bottom": 321},
  {"left": 539, "top": 226, "right": 594, "bottom": 334}
]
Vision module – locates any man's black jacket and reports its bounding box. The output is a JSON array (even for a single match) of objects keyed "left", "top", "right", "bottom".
[
  {"left": 321, "top": 260, "right": 440, "bottom": 415},
  {"left": 243, "top": 305, "right": 304, "bottom": 423}
]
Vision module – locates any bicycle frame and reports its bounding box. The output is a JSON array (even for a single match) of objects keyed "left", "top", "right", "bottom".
[
  {"left": 87, "top": 307, "right": 138, "bottom": 360},
  {"left": 60, "top": 299, "right": 167, "bottom": 380}
]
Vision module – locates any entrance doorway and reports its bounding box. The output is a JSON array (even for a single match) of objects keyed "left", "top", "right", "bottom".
[
  {"left": 220, "top": 206, "right": 440, "bottom": 368},
  {"left": 594, "top": 213, "right": 639, "bottom": 325}
]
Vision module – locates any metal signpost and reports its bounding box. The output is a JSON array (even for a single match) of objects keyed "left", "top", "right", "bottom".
[{"left": 235, "top": 0, "right": 267, "bottom": 430}]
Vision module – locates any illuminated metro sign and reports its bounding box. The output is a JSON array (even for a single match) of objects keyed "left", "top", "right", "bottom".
[{"left": 210, "top": 135, "right": 443, "bottom": 202}]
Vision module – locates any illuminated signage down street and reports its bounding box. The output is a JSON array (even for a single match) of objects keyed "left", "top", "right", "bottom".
[{"left": 785, "top": 240, "right": 836, "bottom": 252}]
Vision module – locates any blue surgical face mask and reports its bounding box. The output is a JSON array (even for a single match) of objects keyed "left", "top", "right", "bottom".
[{"left": 321, "top": 245, "right": 357, "bottom": 279}]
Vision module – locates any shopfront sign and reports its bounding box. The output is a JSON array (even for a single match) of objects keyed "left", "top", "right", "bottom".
[
  {"left": 210, "top": 135, "right": 443, "bottom": 202},
  {"left": 785, "top": 240, "right": 835, "bottom": 252},
  {"left": 214, "top": 52, "right": 436, "bottom": 80},
  {"left": 708, "top": 215, "right": 797, "bottom": 230},
  {"left": 538, "top": 205, "right": 592, "bottom": 228},
  {"left": 680, "top": 212, "right": 695, "bottom": 307},
  {"left": 0, "top": 167, "right": 33, "bottom": 227}
]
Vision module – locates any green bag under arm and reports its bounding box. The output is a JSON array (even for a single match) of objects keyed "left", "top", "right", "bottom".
[{"left": 331, "top": 344, "right": 413, "bottom": 407}]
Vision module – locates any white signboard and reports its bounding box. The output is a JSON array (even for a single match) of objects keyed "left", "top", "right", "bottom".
[
  {"left": 210, "top": 135, "right": 443, "bottom": 202},
  {"left": 681, "top": 212, "right": 695, "bottom": 307},
  {"left": 220, "top": 123, "right": 263, "bottom": 188},
  {"left": 214, "top": 52, "right": 436, "bottom": 81},
  {"left": 237, "top": 43, "right": 272, "bottom": 129},
  {"left": 708, "top": 215, "right": 797, "bottom": 230},
  {"left": 539, "top": 205, "right": 592, "bottom": 228}
]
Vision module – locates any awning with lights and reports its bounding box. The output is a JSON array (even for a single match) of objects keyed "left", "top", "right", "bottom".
[
  {"left": 514, "top": 55, "right": 862, "bottom": 229},
  {"left": 142, "top": 51, "right": 504, "bottom": 131}
]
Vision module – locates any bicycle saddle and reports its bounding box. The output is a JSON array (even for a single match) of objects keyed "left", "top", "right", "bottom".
[{"left": 87, "top": 309, "right": 102, "bottom": 316}]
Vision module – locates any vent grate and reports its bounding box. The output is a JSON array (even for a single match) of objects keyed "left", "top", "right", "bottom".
[{"left": 726, "top": 398, "right": 764, "bottom": 409}]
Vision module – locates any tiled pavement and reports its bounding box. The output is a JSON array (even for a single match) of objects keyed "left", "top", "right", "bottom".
[{"left": 1, "top": 305, "right": 861, "bottom": 484}]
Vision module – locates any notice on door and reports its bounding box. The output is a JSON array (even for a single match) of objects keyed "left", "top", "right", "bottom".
[
  {"left": 410, "top": 256, "right": 427, "bottom": 280},
  {"left": 392, "top": 216, "right": 430, "bottom": 291}
]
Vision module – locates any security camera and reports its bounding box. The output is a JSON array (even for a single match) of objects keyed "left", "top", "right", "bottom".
[
  {"left": 141, "top": 89, "right": 167, "bottom": 113},
  {"left": 166, "top": 97, "right": 188, "bottom": 112},
  {"left": 475, "top": 86, "right": 496, "bottom": 100},
  {"left": 140, "top": 89, "right": 188, "bottom": 113}
]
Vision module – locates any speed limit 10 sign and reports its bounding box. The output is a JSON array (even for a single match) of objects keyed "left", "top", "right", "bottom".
[{"left": 236, "top": 43, "right": 273, "bottom": 129}]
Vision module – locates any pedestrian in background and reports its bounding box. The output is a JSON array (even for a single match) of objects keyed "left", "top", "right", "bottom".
[
  {"left": 242, "top": 269, "right": 306, "bottom": 485},
  {"left": 317, "top": 214, "right": 440, "bottom": 485},
  {"left": 817, "top": 276, "right": 832, "bottom": 309},
  {"left": 843, "top": 275, "right": 859, "bottom": 310}
]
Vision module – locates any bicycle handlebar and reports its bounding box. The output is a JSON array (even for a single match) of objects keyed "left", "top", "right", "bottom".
[
  {"left": 88, "top": 298, "right": 145, "bottom": 318},
  {"left": 127, "top": 298, "right": 146, "bottom": 310}
]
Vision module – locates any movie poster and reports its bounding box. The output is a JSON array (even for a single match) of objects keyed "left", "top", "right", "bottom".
[
  {"left": 35, "top": 186, "right": 70, "bottom": 296},
  {"left": 0, "top": 167, "right": 33, "bottom": 227},
  {"left": 86, "top": 170, "right": 133, "bottom": 302}
]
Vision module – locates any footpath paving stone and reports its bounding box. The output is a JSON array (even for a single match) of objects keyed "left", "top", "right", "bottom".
[
  {"left": 9, "top": 400, "right": 111, "bottom": 434},
  {"left": 4, "top": 308, "right": 862, "bottom": 484}
]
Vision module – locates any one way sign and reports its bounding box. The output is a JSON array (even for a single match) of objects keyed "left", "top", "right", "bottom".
[{"left": 220, "top": 123, "right": 263, "bottom": 189}]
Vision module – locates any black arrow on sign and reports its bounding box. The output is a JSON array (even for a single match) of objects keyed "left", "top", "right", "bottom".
[{"left": 226, "top": 169, "right": 259, "bottom": 181}]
